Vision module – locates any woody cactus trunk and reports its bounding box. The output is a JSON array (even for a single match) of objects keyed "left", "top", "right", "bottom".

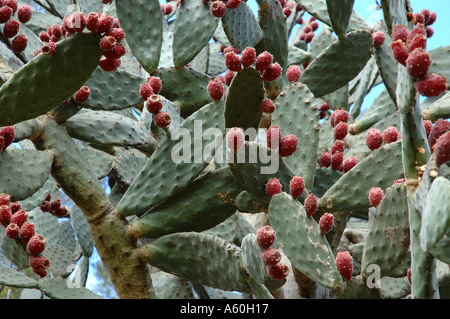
[{"left": 0, "top": 0, "right": 449, "bottom": 299}]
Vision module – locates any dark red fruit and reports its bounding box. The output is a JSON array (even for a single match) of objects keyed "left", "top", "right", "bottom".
[
  {"left": 319, "top": 213, "right": 334, "bottom": 235},
  {"left": 226, "top": 127, "right": 244, "bottom": 152},
  {"left": 343, "top": 156, "right": 358, "bottom": 173},
  {"left": 256, "top": 225, "right": 276, "bottom": 249},
  {"left": 336, "top": 251, "right": 353, "bottom": 281},
  {"left": 391, "top": 40, "right": 409, "bottom": 66},
  {"left": 240, "top": 47, "right": 256, "bottom": 68},
  {"left": 5, "top": 223, "right": 19, "bottom": 239},
  {"left": 224, "top": 51, "right": 242, "bottom": 72},
  {"left": 10, "top": 209, "right": 27, "bottom": 228},
  {"left": 255, "top": 51, "right": 273, "bottom": 72},
  {"left": 210, "top": 1, "right": 226, "bottom": 18},
  {"left": 146, "top": 94, "right": 163, "bottom": 114},
  {"left": 0, "top": 205, "right": 11, "bottom": 227},
  {"left": 260, "top": 98, "right": 276, "bottom": 113},
  {"left": 334, "top": 121, "right": 348, "bottom": 140},
  {"left": 383, "top": 127, "right": 398, "bottom": 144},
  {"left": 3, "top": 18, "right": 19, "bottom": 38},
  {"left": 429, "top": 119, "right": 450, "bottom": 150},
  {"left": 331, "top": 151, "right": 343, "bottom": 171},
  {"left": 261, "top": 248, "right": 282, "bottom": 266},
  {"left": 434, "top": 131, "right": 450, "bottom": 166},
  {"left": 267, "top": 126, "right": 282, "bottom": 150},
  {"left": 414, "top": 74, "right": 448, "bottom": 97},
  {"left": 286, "top": 65, "right": 301, "bottom": 82},
  {"left": 262, "top": 63, "right": 282, "bottom": 82},
  {"left": 368, "top": 187, "right": 383, "bottom": 207},
  {"left": 153, "top": 112, "right": 171, "bottom": 128},
  {"left": 304, "top": 194, "right": 318, "bottom": 216},
  {"left": 26, "top": 234, "right": 47, "bottom": 256},
  {"left": 406, "top": 48, "right": 431, "bottom": 80},
  {"left": 265, "top": 178, "right": 282, "bottom": 197},
  {"left": 372, "top": 31, "right": 385, "bottom": 48},
  {"left": 99, "top": 57, "right": 121, "bottom": 72},
  {"left": 320, "top": 151, "right": 332, "bottom": 168},
  {"left": 100, "top": 35, "right": 117, "bottom": 52},
  {"left": 289, "top": 176, "right": 304, "bottom": 199},
  {"left": 207, "top": 78, "right": 224, "bottom": 101},
  {"left": 366, "top": 128, "right": 383, "bottom": 150},
  {"left": 279, "top": 134, "right": 298, "bottom": 157},
  {"left": 266, "top": 262, "right": 289, "bottom": 280},
  {"left": 74, "top": 86, "right": 91, "bottom": 103},
  {"left": 19, "top": 221, "right": 35, "bottom": 245}
]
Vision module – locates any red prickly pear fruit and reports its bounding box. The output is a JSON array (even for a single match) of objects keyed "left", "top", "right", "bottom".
[
  {"left": 265, "top": 178, "right": 282, "bottom": 197},
  {"left": 40, "top": 200, "right": 51, "bottom": 212},
  {"left": 139, "top": 82, "right": 154, "bottom": 101},
  {"left": 289, "top": 176, "right": 305, "bottom": 199},
  {"left": 343, "top": 156, "right": 358, "bottom": 173},
  {"left": 255, "top": 51, "right": 273, "bottom": 73},
  {"left": 5, "top": 0, "right": 18, "bottom": 13},
  {"left": 10, "top": 201, "right": 21, "bottom": 213},
  {"left": 153, "top": 112, "right": 171, "bottom": 128},
  {"left": 330, "top": 110, "right": 349, "bottom": 127},
  {"left": 407, "top": 34, "right": 427, "bottom": 53},
  {"left": 261, "top": 248, "right": 282, "bottom": 266},
  {"left": 319, "top": 213, "right": 334, "bottom": 235},
  {"left": 267, "top": 126, "right": 282, "bottom": 150},
  {"left": 310, "top": 20, "right": 319, "bottom": 31},
  {"left": 11, "top": 33, "right": 28, "bottom": 53},
  {"left": 394, "top": 178, "right": 406, "bottom": 184},
  {"left": 38, "top": 31, "right": 50, "bottom": 43},
  {"left": 29, "top": 255, "right": 50, "bottom": 273},
  {"left": 226, "top": 127, "right": 245, "bottom": 152},
  {"left": 426, "top": 26, "right": 434, "bottom": 38},
  {"left": 391, "top": 25, "right": 409, "bottom": 43},
  {"left": 223, "top": 46, "right": 240, "bottom": 55},
  {"left": 304, "top": 193, "right": 318, "bottom": 217},
  {"left": 0, "top": 126, "right": 15, "bottom": 151},
  {"left": 279, "top": 134, "right": 298, "bottom": 157},
  {"left": 19, "top": 221, "right": 35, "bottom": 245},
  {"left": 210, "top": 1, "right": 226, "bottom": 18},
  {"left": 102, "top": 43, "right": 126, "bottom": 60},
  {"left": 283, "top": 6, "right": 292, "bottom": 18},
  {"left": 414, "top": 12, "right": 425, "bottom": 24},
  {"left": 146, "top": 94, "right": 163, "bottom": 114},
  {"left": 372, "top": 31, "right": 385, "bottom": 48},
  {"left": 85, "top": 12, "right": 100, "bottom": 32},
  {"left": 50, "top": 199, "right": 61, "bottom": 212},
  {"left": 10, "top": 209, "right": 28, "bottom": 228},
  {"left": 368, "top": 187, "right": 384, "bottom": 207},
  {"left": 147, "top": 76, "right": 162, "bottom": 95},
  {"left": 405, "top": 48, "right": 431, "bottom": 80},
  {"left": 331, "top": 151, "right": 343, "bottom": 171},
  {"left": 266, "top": 262, "right": 289, "bottom": 280},
  {"left": 256, "top": 225, "right": 276, "bottom": 249},
  {"left": 331, "top": 140, "right": 345, "bottom": 155},
  {"left": 406, "top": 23, "right": 426, "bottom": 48},
  {"left": 100, "top": 35, "right": 117, "bottom": 52},
  {"left": 224, "top": 51, "right": 242, "bottom": 72},
  {"left": 336, "top": 251, "right": 353, "bottom": 281},
  {"left": 286, "top": 65, "right": 302, "bottom": 82},
  {"left": 71, "top": 11, "right": 85, "bottom": 33},
  {"left": 74, "top": 86, "right": 91, "bottom": 103},
  {"left": 0, "top": 205, "right": 11, "bottom": 227},
  {"left": 105, "top": 28, "right": 126, "bottom": 43},
  {"left": 260, "top": 98, "right": 276, "bottom": 113},
  {"left": 224, "top": 70, "right": 235, "bottom": 86},
  {"left": 425, "top": 11, "right": 437, "bottom": 26},
  {"left": 0, "top": 6, "right": 13, "bottom": 24},
  {"left": 17, "top": 4, "right": 32, "bottom": 23},
  {"left": 5, "top": 223, "right": 19, "bottom": 239},
  {"left": 407, "top": 267, "right": 412, "bottom": 284},
  {"left": 320, "top": 101, "right": 330, "bottom": 112},
  {"left": 423, "top": 120, "right": 432, "bottom": 138},
  {"left": 240, "top": 47, "right": 256, "bottom": 68},
  {"left": 262, "top": 63, "right": 282, "bottom": 82},
  {"left": 3, "top": 18, "right": 19, "bottom": 38},
  {"left": 99, "top": 57, "right": 121, "bottom": 72},
  {"left": 414, "top": 74, "right": 448, "bottom": 98},
  {"left": 207, "top": 78, "right": 224, "bottom": 101},
  {"left": 26, "top": 234, "right": 47, "bottom": 256},
  {"left": 366, "top": 128, "right": 383, "bottom": 150},
  {"left": 320, "top": 151, "right": 332, "bottom": 168},
  {"left": 434, "top": 131, "right": 450, "bottom": 166},
  {"left": 391, "top": 40, "right": 409, "bottom": 66},
  {"left": 334, "top": 121, "right": 348, "bottom": 141},
  {"left": 98, "top": 14, "right": 114, "bottom": 34},
  {"left": 42, "top": 42, "right": 57, "bottom": 56},
  {"left": 304, "top": 32, "right": 314, "bottom": 43},
  {"left": 383, "top": 127, "right": 399, "bottom": 144},
  {"left": 0, "top": 193, "right": 10, "bottom": 206},
  {"left": 429, "top": 119, "right": 450, "bottom": 150},
  {"left": 52, "top": 205, "right": 68, "bottom": 218}
]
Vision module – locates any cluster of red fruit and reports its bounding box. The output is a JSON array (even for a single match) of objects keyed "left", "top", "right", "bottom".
[
  {"left": 207, "top": 0, "right": 247, "bottom": 18},
  {"left": 0, "top": 193, "right": 49, "bottom": 278},
  {"left": 256, "top": 226, "right": 289, "bottom": 281},
  {"left": 39, "top": 194, "right": 68, "bottom": 218},
  {"left": 319, "top": 110, "right": 359, "bottom": 173},
  {"left": 430, "top": 119, "right": 449, "bottom": 167},
  {"left": 298, "top": 16, "right": 319, "bottom": 44},
  {"left": 277, "top": 1, "right": 302, "bottom": 19},
  {"left": 374, "top": 9, "right": 447, "bottom": 97},
  {"left": 139, "top": 76, "right": 171, "bottom": 128},
  {"left": 0, "top": 125, "right": 15, "bottom": 153},
  {"left": 0, "top": 0, "right": 32, "bottom": 53}
]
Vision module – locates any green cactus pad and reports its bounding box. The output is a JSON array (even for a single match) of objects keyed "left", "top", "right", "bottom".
[
  {"left": 70, "top": 205, "right": 94, "bottom": 257},
  {"left": 38, "top": 278, "right": 102, "bottom": 299},
  {"left": 319, "top": 141, "right": 404, "bottom": 212},
  {"left": 422, "top": 92, "right": 450, "bottom": 122},
  {"left": 117, "top": 101, "right": 225, "bottom": 217},
  {"left": 45, "top": 244, "right": 77, "bottom": 278},
  {"left": 0, "top": 228, "right": 29, "bottom": 269},
  {"left": 235, "top": 190, "right": 268, "bottom": 213},
  {"left": 110, "top": 149, "right": 148, "bottom": 189},
  {"left": 241, "top": 233, "right": 266, "bottom": 284},
  {"left": 57, "top": 220, "right": 77, "bottom": 254},
  {"left": 0, "top": 263, "right": 38, "bottom": 288},
  {"left": 130, "top": 167, "right": 243, "bottom": 238},
  {"left": 268, "top": 192, "right": 342, "bottom": 289},
  {"left": 154, "top": 67, "right": 214, "bottom": 118},
  {"left": 429, "top": 45, "right": 450, "bottom": 81},
  {"left": 287, "top": 45, "right": 310, "bottom": 66},
  {"left": 34, "top": 209, "right": 60, "bottom": 245},
  {"left": 308, "top": 29, "right": 335, "bottom": 61},
  {"left": 272, "top": 82, "right": 320, "bottom": 190},
  {"left": 300, "top": 30, "right": 373, "bottom": 98},
  {"left": 360, "top": 183, "right": 410, "bottom": 278},
  {"left": 172, "top": 0, "right": 218, "bottom": 67},
  {"left": 225, "top": 67, "right": 265, "bottom": 132},
  {"left": 311, "top": 167, "right": 343, "bottom": 198},
  {"left": 247, "top": 276, "right": 275, "bottom": 299},
  {"left": 222, "top": 2, "right": 263, "bottom": 51},
  {"left": 116, "top": 0, "right": 162, "bottom": 74},
  {"left": 81, "top": 146, "right": 115, "bottom": 180},
  {"left": 396, "top": 65, "right": 416, "bottom": 114},
  {"left": 325, "top": 0, "right": 355, "bottom": 38},
  {"left": 139, "top": 232, "right": 251, "bottom": 293},
  {"left": 0, "top": 149, "right": 53, "bottom": 201},
  {"left": 19, "top": 176, "right": 59, "bottom": 211},
  {"left": 0, "top": 32, "right": 102, "bottom": 127}
]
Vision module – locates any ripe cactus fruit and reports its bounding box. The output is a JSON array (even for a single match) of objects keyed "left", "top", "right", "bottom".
[
  {"left": 3, "top": 18, "right": 19, "bottom": 38},
  {"left": 319, "top": 213, "right": 334, "bottom": 235},
  {"left": 265, "top": 178, "right": 282, "bottom": 197},
  {"left": 331, "top": 151, "right": 343, "bottom": 171},
  {"left": 26, "top": 234, "right": 47, "bottom": 256},
  {"left": 74, "top": 86, "right": 91, "bottom": 103},
  {"left": 261, "top": 248, "right": 282, "bottom": 266},
  {"left": 256, "top": 225, "right": 276, "bottom": 249},
  {"left": 255, "top": 51, "right": 273, "bottom": 73},
  {"left": 210, "top": 1, "right": 227, "bottom": 18},
  {"left": 52, "top": 205, "right": 68, "bottom": 218},
  {"left": 41, "top": 42, "right": 57, "bottom": 55},
  {"left": 0, "top": 193, "right": 10, "bottom": 206},
  {"left": 304, "top": 193, "right": 318, "bottom": 217},
  {"left": 5, "top": 223, "right": 19, "bottom": 239},
  {"left": 407, "top": 34, "right": 427, "bottom": 52},
  {"left": 85, "top": 12, "right": 100, "bottom": 32},
  {"left": 289, "top": 176, "right": 305, "bottom": 199},
  {"left": 0, "top": 6, "right": 13, "bottom": 24},
  {"left": 153, "top": 112, "right": 171, "bottom": 128},
  {"left": 139, "top": 82, "right": 154, "bottom": 101},
  {"left": 29, "top": 255, "right": 50, "bottom": 278},
  {"left": 406, "top": 23, "right": 426, "bottom": 49},
  {"left": 147, "top": 76, "right": 162, "bottom": 95},
  {"left": 100, "top": 35, "right": 118, "bottom": 52},
  {"left": 319, "top": 151, "right": 332, "bottom": 168},
  {"left": 224, "top": 70, "right": 235, "bottom": 86},
  {"left": 0, "top": 205, "right": 11, "bottom": 227},
  {"left": 0, "top": 126, "right": 15, "bottom": 151},
  {"left": 226, "top": 127, "right": 244, "bottom": 152},
  {"left": 423, "top": 120, "right": 433, "bottom": 138},
  {"left": 434, "top": 131, "right": 450, "bottom": 166},
  {"left": 372, "top": 31, "right": 385, "bottom": 48},
  {"left": 428, "top": 119, "right": 450, "bottom": 150},
  {"left": 266, "top": 262, "right": 289, "bottom": 280},
  {"left": 240, "top": 47, "right": 256, "bottom": 68},
  {"left": 366, "top": 128, "right": 383, "bottom": 150},
  {"left": 224, "top": 51, "right": 242, "bottom": 72},
  {"left": 19, "top": 221, "right": 35, "bottom": 245},
  {"left": 267, "top": 125, "right": 282, "bottom": 149},
  {"left": 391, "top": 24, "right": 409, "bottom": 43},
  {"left": 286, "top": 65, "right": 302, "bottom": 82},
  {"left": 71, "top": 11, "right": 86, "bottom": 33},
  {"left": 330, "top": 110, "right": 349, "bottom": 128},
  {"left": 262, "top": 62, "right": 282, "bottom": 82},
  {"left": 343, "top": 156, "right": 358, "bottom": 173},
  {"left": 98, "top": 13, "right": 114, "bottom": 34},
  {"left": 146, "top": 94, "right": 163, "bottom": 114},
  {"left": 260, "top": 98, "right": 276, "bottom": 113},
  {"left": 334, "top": 121, "right": 348, "bottom": 140},
  {"left": 10, "top": 209, "right": 28, "bottom": 228},
  {"left": 368, "top": 187, "right": 384, "bottom": 207},
  {"left": 383, "top": 127, "right": 399, "bottom": 144},
  {"left": 331, "top": 140, "right": 345, "bottom": 154},
  {"left": 10, "top": 201, "right": 21, "bottom": 214},
  {"left": 207, "top": 78, "right": 224, "bottom": 101},
  {"left": 391, "top": 40, "right": 409, "bottom": 66},
  {"left": 99, "top": 57, "right": 121, "bottom": 72},
  {"left": 414, "top": 73, "right": 448, "bottom": 97},
  {"left": 11, "top": 33, "right": 28, "bottom": 53},
  {"left": 279, "top": 134, "right": 298, "bottom": 157},
  {"left": 405, "top": 48, "right": 431, "bottom": 80},
  {"left": 17, "top": 4, "right": 32, "bottom": 23},
  {"left": 336, "top": 251, "right": 353, "bottom": 281}
]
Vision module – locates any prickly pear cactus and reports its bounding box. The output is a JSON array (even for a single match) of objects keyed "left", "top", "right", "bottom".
[{"left": 0, "top": 0, "right": 449, "bottom": 300}]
